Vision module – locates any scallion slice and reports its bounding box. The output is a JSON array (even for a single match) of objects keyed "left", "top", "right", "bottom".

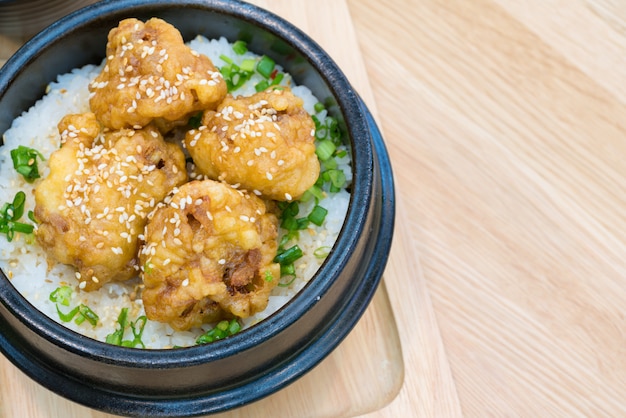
[
  {"left": 274, "top": 245, "right": 303, "bottom": 266},
  {"left": 196, "top": 318, "right": 241, "bottom": 345},
  {"left": 240, "top": 58, "right": 256, "bottom": 73},
  {"left": 50, "top": 286, "right": 99, "bottom": 327},
  {"left": 314, "top": 246, "right": 331, "bottom": 259},
  {"left": 255, "top": 80, "right": 270, "bottom": 92},
  {"left": 105, "top": 308, "right": 148, "bottom": 348},
  {"left": 308, "top": 205, "right": 328, "bottom": 226},
  {"left": 315, "top": 139, "right": 336, "bottom": 161},
  {"left": 10, "top": 145, "right": 45, "bottom": 183},
  {"left": 256, "top": 55, "right": 275, "bottom": 78},
  {"left": 232, "top": 40, "right": 248, "bottom": 55},
  {"left": 1, "top": 191, "right": 35, "bottom": 242},
  {"left": 50, "top": 285, "right": 73, "bottom": 306},
  {"left": 271, "top": 72, "right": 284, "bottom": 86}
]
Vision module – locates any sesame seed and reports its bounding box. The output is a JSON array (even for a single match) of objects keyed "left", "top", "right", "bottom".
[{"left": 218, "top": 259, "right": 226, "bottom": 265}]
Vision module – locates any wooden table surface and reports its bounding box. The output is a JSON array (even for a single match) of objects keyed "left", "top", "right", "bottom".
[{"left": 2, "top": 0, "right": 626, "bottom": 416}]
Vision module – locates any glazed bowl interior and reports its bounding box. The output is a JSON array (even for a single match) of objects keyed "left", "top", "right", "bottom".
[{"left": 0, "top": 0, "right": 394, "bottom": 416}]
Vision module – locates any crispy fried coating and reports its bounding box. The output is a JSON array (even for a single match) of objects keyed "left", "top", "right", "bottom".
[
  {"left": 184, "top": 87, "right": 320, "bottom": 201},
  {"left": 89, "top": 18, "right": 227, "bottom": 131},
  {"left": 139, "top": 179, "right": 280, "bottom": 331},
  {"left": 34, "top": 113, "right": 187, "bottom": 291}
]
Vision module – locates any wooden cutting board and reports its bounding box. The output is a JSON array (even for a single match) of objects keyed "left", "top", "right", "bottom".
[{"left": 0, "top": 1, "right": 450, "bottom": 416}]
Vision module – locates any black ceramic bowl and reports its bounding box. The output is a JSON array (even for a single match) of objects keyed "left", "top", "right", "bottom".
[{"left": 0, "top": 0, "right": 395, "bottom": 416}]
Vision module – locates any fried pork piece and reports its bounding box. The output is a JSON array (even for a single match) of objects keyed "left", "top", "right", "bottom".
[
  {"left": 139, "top": 179, "right": 280, "bottom": 331},
  {"left": 185, "top": 87, "right": 320, "bottom": 201},
  {"left": 34, "top": 113, "right": 187, "bottom": 291},
  {"left": 89, "top": 17, "right": 227, "bottom": 131}
]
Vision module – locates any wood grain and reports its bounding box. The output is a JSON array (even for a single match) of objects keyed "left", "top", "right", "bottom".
[{"left": 349, "top": 0, "right": 626, "bottom": 416}]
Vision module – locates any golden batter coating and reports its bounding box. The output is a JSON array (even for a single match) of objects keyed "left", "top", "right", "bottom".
[
  {"left": 139, "top": 180, "right": 280, "bottom": 331},
  {"left": 89, "top": 17, "right": 227, "bottom": 131},
  {"left": 184, "top": 87, "right": 320, "bottom": 201},
  {"left": 34, "top": 113, "right": 187, "bottom": 291}
]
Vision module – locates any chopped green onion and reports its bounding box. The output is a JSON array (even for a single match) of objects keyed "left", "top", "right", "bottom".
[
  {"left": 232, "top": 40, "right": 248, "bottom": 55},
  {"left": 264, "top": 270, "right": 274, "bottom": 282},
  {"left": 10, "top": 145, "right": 45, "bottom": 183},
  {"left": 280, "top": 201, "right": 299, "bottom": 218},
  {"left": 228, "top": 319, "right": 241, "bottom": 335},
  {"left": 240, "top": 58, "right": 256, "bottom": 73},
  {"left": 315, "top": 125, "right": 328, "bottom": 140},
  {"left": 143, "top": 261, "right": 153, "bottom": 275},
  {"left": 105, "top": 308, "right": 147, "bottom": 348},
  {"left": 311, "top": 114, "right": 322, "bottom": 128},
  {"left": 314, "top": 102, "right": 325, "bottom": 113},
  {"left": 255, "top": 80, "right": 270, "bottom": 92},
  {"left": 328, "top": 117, "right": 342, "bottom": 143},
  {"left": 271, "top": 72, "right": 284, "bottom": 86},
  {"left": 280, "top": 215, "right": 299, "bottom": 231},
  {"left": 301, "top": 185, "right": 325, "bottom": 203},
  {"left": 296, "top": 217, "right": 310, "bottom": 230},
  {"left": 11, "top": 191, "right": 26, "bottom": 219},
  {"left": 1, "top": 191, "right": 35, "bottom": 242},
  {"left": 280, "top": 263, "right": 295, "bottom": 277},
  {"left": 219, "top": 54, "right": 234, "bottom": 65},
  {"left": 315, "top": 139, "right": 336, "bottom": 161},
  {"left": 278, "top": 234, "right": 291, "bottom": 249},
  {"left": 6, "top": 222, "right": 34, "bottom": 236},
  {"left": 75, "top": 305, "right": 100, "bottom": 326},
  {"left": 121, "top": 315, "right": 147, "bottom": 348},
  {"left": 50, "top": 285, "right": 73, "bottom": 306},
  {"left": 188, "top": 111, "right": 203, "bottom": 129},
  {"left": 50, "top": 286, "right": 99, "bottom": 326},
  {"left": 256, "top": 55, "right": 275, "bottom": 78},
  {"left": 219, "top": 57, "right": 254, "bottom": 92},
  {"left": 327, "top": 169, "right": 346, "bottom": 189},
  {"left": 308, "top": 205, "right": 328, "bottom": 226},
  {"left": 314, "top": 246, "right": 331, "bottom": 259},
  {"left": 274, "top": 245, "right": 303, "bottom": 266},
  {"left": 106, "top": 308, "right": 128, "bottom": 346},
  {"left": 322, "top": 157, "right": 338, "bottom": 170},
  {"left": 278, "top": 273, "right": 296, "bottom": 287},
  {"left": 196, "top": 318, "right": 241, "bottom": 345},
  {"left": 55, "top": 305, "right": 80, "bottom": 323}
]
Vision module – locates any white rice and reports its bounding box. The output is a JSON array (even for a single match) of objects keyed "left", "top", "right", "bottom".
[{"left": 0, "top": 36, "right": 351, "bottom": 349}]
